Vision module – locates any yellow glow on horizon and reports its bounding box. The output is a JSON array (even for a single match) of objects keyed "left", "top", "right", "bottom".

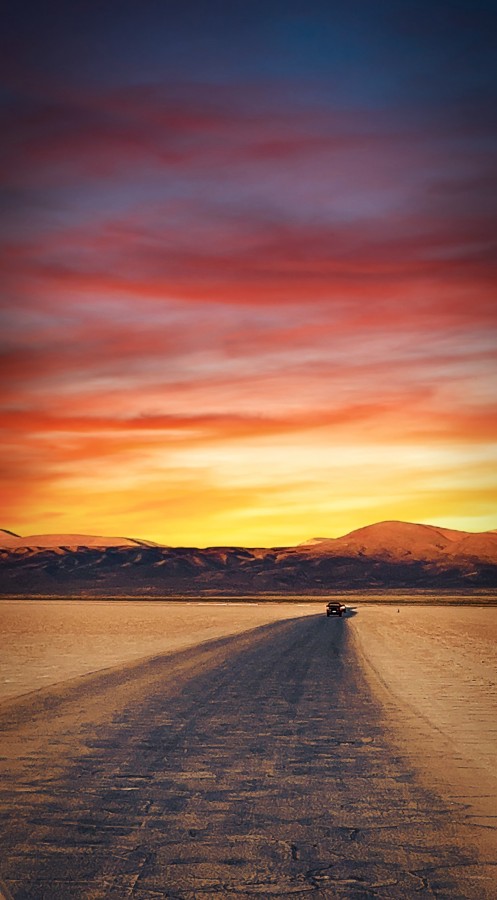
[{"left": 9, "top": 431, "right": 497, "bottom": 546}]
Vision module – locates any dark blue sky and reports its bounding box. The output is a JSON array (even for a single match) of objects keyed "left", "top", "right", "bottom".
[
  {"left": 1, "top": 0, "right": 497, "bottom": 542},
  {"left": 4, "top": 1, "right": 497, "bottom": 102}
]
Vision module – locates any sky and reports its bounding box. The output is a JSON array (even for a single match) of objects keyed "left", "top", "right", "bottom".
[{"left": 1, "top": 0, "right": 496, "bottom": 546}]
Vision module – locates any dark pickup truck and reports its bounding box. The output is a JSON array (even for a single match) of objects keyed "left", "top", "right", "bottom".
[{"left": 326, "top": 602, "right": 346, "bottom": 617}]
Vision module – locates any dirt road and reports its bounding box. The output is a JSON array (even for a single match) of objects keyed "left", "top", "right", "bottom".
[{"left": 0, "top": 614, "right": 495, "bottom": 898}]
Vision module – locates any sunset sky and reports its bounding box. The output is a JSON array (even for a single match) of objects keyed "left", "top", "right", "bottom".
[{"left": 2, "top": 0, "right": 496, "bottom": 546}]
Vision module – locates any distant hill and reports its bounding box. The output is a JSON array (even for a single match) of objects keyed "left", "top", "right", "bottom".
[
  {"left": 0, "top": 533, "right": 162, "bottom": 549},
  {"left": 1, "top": 521, "right": 496, "bottom": 595},
  {"left": 290, "top": 521, "right": 497, "bottom": 563}
]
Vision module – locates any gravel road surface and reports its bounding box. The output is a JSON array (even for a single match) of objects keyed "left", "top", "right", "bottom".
[{"left": 0, "top": 614, "right": 495, "bottom": 898}]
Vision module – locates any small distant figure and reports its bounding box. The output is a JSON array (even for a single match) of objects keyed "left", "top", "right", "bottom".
[
  {"left": 325, "top": 602, "right": 346, "bottom": 617},
  {"left": 397, "top": 608, "right": 400, "bottom": 613}
]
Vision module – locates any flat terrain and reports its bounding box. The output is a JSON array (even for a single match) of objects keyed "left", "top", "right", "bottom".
[
  {"left": 350, "top": 606, "right": 497, "bottom": 820},
  {"left": 0, "top": 600, "right": 315, "bottom": 703},
  {"left": 0, "top": 605, "right": 496, "bottom": 898}
]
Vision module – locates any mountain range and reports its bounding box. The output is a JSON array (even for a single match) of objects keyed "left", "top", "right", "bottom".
[{"left": 1, "top": 521, "right": 496, "bottom": 595}]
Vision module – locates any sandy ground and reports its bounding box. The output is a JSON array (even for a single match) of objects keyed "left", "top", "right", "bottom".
[
  {"left": 351, "top": 606, "right": 497, "bottom": 774},
  {"left": 0, "top": 600, "right": 317, "bottom": 703},
  {"left": 349, "top": 605, "right": 497, "bottom": 844},
  {"left": 1, "top": 613, "right": 496, "bottom": 898},
  {"left": 1, "top": 601, "right": 495, "bottom": 800},
  {"left": 0, "top": 602, "right": 496, "bottom": 897}
]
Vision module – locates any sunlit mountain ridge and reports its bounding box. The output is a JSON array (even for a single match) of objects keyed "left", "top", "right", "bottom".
[
  {"left": 293, "top": 521, "right": 497, "bottom": 561},
  {"left": 2, "top": 520, "right": 496, "bottom": 558},
  {"left": 1, "top": 521, "right": 496, "bottom": 595},
  {"left": 0, "top": 531, "right": 162, "bottom": 549}
]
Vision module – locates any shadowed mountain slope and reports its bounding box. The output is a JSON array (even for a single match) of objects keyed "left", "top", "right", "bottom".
[{"left": 1, "top": 521, "right": 496, "bottom": 595}]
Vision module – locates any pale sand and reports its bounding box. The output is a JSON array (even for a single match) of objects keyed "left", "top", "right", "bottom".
[
  {"left": 1, "top": 599, "right": 495, "bottom": 831},
  {"left": 0, "top": 599, "right": 317, "bottom": 702},
  {"left": 350, "top": 605, "right": 497, "bottom": 843}
]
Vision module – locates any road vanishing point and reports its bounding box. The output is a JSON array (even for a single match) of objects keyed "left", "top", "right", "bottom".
[{"left": 0, "top": 614, "right": 495, "bottom": 898}]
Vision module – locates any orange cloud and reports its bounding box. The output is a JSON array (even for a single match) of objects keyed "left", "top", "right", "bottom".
[{"left": 2, "top": 80, "right": 496, "bottom": 542}]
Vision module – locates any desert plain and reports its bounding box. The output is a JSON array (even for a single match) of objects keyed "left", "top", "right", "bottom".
[{"left": 0, "top": 598, "right": 496, "bottom": 898}]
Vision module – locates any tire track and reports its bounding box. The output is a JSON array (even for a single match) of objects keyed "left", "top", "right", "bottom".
[{"left": 0, "top": 615, "right": 493, "bottom": 898}]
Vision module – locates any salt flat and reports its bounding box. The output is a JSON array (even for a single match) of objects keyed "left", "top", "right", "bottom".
[
  {"left": 0, "top": 600, "right": 496, "bottom": 897},
  {"left": 349, "top": 605, "right": 497, "bottom": 846},
  {"left": 0, "top": 600, "right": 316, "bottom": 702},
  {"left": 351, "top": 606, "right": 497, "bottom": 775},
  {"left": 1, "top": 601, "right": 495, "bottom": 784}
]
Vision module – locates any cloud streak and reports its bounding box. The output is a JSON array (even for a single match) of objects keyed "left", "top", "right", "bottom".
[{"left": 1, "top": 2, "right": 496, "bottom": 542}]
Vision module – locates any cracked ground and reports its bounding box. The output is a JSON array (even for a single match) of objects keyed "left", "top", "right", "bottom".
[{"left": 0, "top": 614, "right": 495, "bottom": 898}]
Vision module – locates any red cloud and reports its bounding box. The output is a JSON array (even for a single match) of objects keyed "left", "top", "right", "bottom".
[
  {"left": 2, "top": 208, "right": 495, "bottom": 326},
  {"left": 2, "top": 79, "right": 496, "bottom": 536}
]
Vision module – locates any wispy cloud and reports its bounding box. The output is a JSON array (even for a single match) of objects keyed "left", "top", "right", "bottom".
[{"left": 1, "top": 4, "right": 496, "bottom": 542}]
